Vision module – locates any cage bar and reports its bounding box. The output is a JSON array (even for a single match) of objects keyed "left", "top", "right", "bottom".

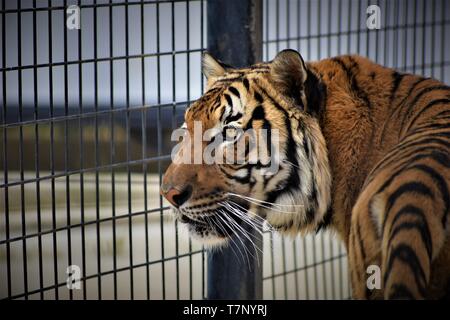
[{"left": 206, "top": 0, "right": 263, "bottom": 300}]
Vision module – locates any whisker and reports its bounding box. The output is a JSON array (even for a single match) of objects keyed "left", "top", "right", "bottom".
[
  {"left": 206, "top": 214, "right": 244, "bottom": 264},
  {"left": 217, "top": 210, "right": 259, "bottom": 267},
  {"left": 226, "top": 200, "right": 277, "bottom": 242},
  {"left": 224, "top": 200, "right": 266, "bottom": 223},
  {"left": 228, "top": 192, "right": 304, "bottom": 209},
  {"left": 282, "top": 159, "right": 302, "bottom": 170},
  {"left": 220, "top": 202, "right": 267, "bottom": 236},
  {"left": 218, "top": 209, "right": 263, "bottom": 258},
  {"left": 225, "top": 200, "right": 276, "bottom": 233},
  {"left": 228, "top": 193, "right": 301, "bottom": 214},
  {"left": 224, "top": 201, "right": 275, "bottom": 252},
  {"left": 221, "top": 201, "right": 263, "bottom": 228},
  {"left": 216, "top": 211, "right": 252, "bottom": 267}
]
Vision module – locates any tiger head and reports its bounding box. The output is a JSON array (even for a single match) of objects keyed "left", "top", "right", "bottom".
[{"left": 161, "top": 49, "right": 332, "bottom": 247}]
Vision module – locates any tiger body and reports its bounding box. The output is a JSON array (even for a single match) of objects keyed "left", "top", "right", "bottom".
[
  {"left": 310, "top": 55, "right": 450, "bottom": 299},
  {"left": 161, "top": 50, "right": 450, "bottom": 299}
]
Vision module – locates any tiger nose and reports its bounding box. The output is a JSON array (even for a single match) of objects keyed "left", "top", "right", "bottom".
[{"left": 160, "top": 184, "right": 193, "bottom": 208}]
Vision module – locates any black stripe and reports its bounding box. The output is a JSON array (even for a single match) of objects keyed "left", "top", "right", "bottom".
[
  {"left": 434, "top": 114, "right": 450, "bottom": 121},
  {"left": 378, "top": 161, "right": 448, "bottom": 199},
  {"left": 394, "top": 77, "right": 429, "bottom": 110},
  {"left": 216, "top": 76, "right": 243, "bottom": 83},
  {"left": 431, "top": 131, "right": 450, "bottom": 139},
  {"left": 254, "top": 107, "right": 275, "bottom": 186},
  {"left": 387, "top": 220, "right": 432, "bottom": 261},
  {"left": 390, "top": 71, "right": 405, "bottom": 104},
  {"left": 303, "top": 134, "right": 310, "bottom": 159},
  {"left": 373, "top": 147, "right": 450, "bottom": 188},
  {"left": 218, "top": 165, "right": 250, "bottom": 184},
  {"left": 245, "top": 104, "right": 272, "bottom": 163},
  {"left": 243, "top": 78, "right": 250, "bottom": 91},
  {"left": 228, "top": 86, "right": 240, "bottom": 99},
  {"left": 212, "top": 101, "right": 222, "bottom": 111},
  {"left": 349, "top": 230, "right": 363, "bottom": 288},
  {"left": 201, "top": 87, "right": 222, "bottom": 98},
  {"left": 399, "top": 135, "right": 450, "bottom": 155},
  {"left": 433, "top": 109, "right": 450, "bottom": 118},
  {"left": 369, "top": 136, "right": 450, "bottom": 177},
  {"left": 354, "top": 216, "right": 369, "bottom": 300},
  {"left": 413, "top": 122, "right": 450, "bottom": 133},
  {"left": 224, "top": 93, "right": 233, "bottom": 107},
  {"left": 246, "top": 69, "right": 270, "bottom": 75},
  {"left": 403, "top": 151, "right": 450, "bottom": 170},
  {"left": 387, "top": 283, "right": 416, "bottom": 299},
  {"left": 222, "top": 162, "right": 249, "bottom": 170},
  {"left": 331, "top": 57, "right": 350, "bottom": 77},
  {"left": 248, "top": 64, "right": 270, "bottom": 70},
  {"left": 254, "top": 91, "right": 264, "bottom": 103},
  {"left": 331, "top": 57, "right": 371, "bottom": 109},
  {"left": 380, "top": 77, "right": 429, "bottom": 143},
  {"left": 384, "top": 243, "right": 428, "bottom": 298},
  {"left": 412, "top": 164, "right": 449, "bottom": 227},
  {"left": 369, "top": 146, "right": 450, "bottom": 186},
  {"left": 375, "top": 163, "right": 449, "bottom": 229},
  {"left": 224, "top": 112, "right": 243, "bottom": 124},
  {"left": 251, "top": 105, "right": 265, "bottom": 120},
  {"left": 346, "top": 56, "right": 368, "bottom": 101},
  {"left": 355, "top": 217, "right": 367, "bottom": 262},
  {"left": 315, "top": 206, "right": 333, "bottom": 232},
  {"left": 253, "top": 82, "right": 302, "bottom": 205},
  {"left": 393, "top": 134, "right": 450, "bottom": 153},
  {"left": 304, "top": 67, "right": 327, "bottom": 117},
  {"left": 262, "top": 115, "right": 272, "bottom": 158},
  {"left": 406, "top": 98, "right": 450, "bottom": 132},
  {"left": 383, "top": 182, "right": 434, "bottom": 231},
  {"left": 407, "top": 85, "right": 450, "bottom": 109},
  {"left": 243, "top": 136, "right": 251, "bottom": 158},
  {"left": 434, "top": 115, "right": 450, "bottom": 123},
  {"left": 219, "top": 106, "right": 227, "bottom": 122},
  {"left": 305, "top": 182, "right": 318, "bottom": 223},
  {"left": 383, "top": 204, "right": 433, "bottom": 249},
  {"left": 400, "top": 85, "right": 450, "bottom": 129}
]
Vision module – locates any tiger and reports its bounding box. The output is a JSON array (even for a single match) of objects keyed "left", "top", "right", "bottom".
[{"left": 160, "top": 49, "right": 450, "bottom": 299}]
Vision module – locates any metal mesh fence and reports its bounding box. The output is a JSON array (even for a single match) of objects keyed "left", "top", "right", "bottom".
[
  {"left": 0, "top": 0, "right": 449, "bottom": 300},
  {"left": 0, "top": 0, "right": 207, "bottom": 300}
]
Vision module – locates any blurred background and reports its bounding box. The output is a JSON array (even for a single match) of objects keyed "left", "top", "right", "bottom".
[{"left": 0, "top": 0, "right": 449, "bottom": 300}]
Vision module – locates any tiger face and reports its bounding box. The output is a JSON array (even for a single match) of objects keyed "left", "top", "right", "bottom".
[{"left": 161, "top": 49, "right": 332, "bottom": 247}]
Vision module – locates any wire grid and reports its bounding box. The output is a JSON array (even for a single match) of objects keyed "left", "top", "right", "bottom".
[
  {"left": 2, "top": 0, "right": 449, "bottom": 301},
  {"left": 261, "top": 0, "right": 450, "bottom": 299},
  {"left": 0, "top": 0, "right": 207, "bottom": 300}
]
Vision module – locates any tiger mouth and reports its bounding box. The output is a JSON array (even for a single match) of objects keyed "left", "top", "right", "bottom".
[
  {"left": 177, "top": 205, "right": 248, "bottom": 239},
  {"left": 179, "top": 213, "right": 208, "bottom": 227},
  {"left": 179, "top": 212, "right": 231, "bottom": 238}
]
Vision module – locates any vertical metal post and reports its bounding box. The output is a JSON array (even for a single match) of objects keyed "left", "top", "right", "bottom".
[{"left": 206, "top": 0, "right": 263, "bottom": 300}]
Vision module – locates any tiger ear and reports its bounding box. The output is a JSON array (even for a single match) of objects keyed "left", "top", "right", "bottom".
[
  {"left": 202, "top": 52, "right": 227, "bottom": 79},
  {"left": 270, "top": 49, "right": 308, "bottom": 103}
]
